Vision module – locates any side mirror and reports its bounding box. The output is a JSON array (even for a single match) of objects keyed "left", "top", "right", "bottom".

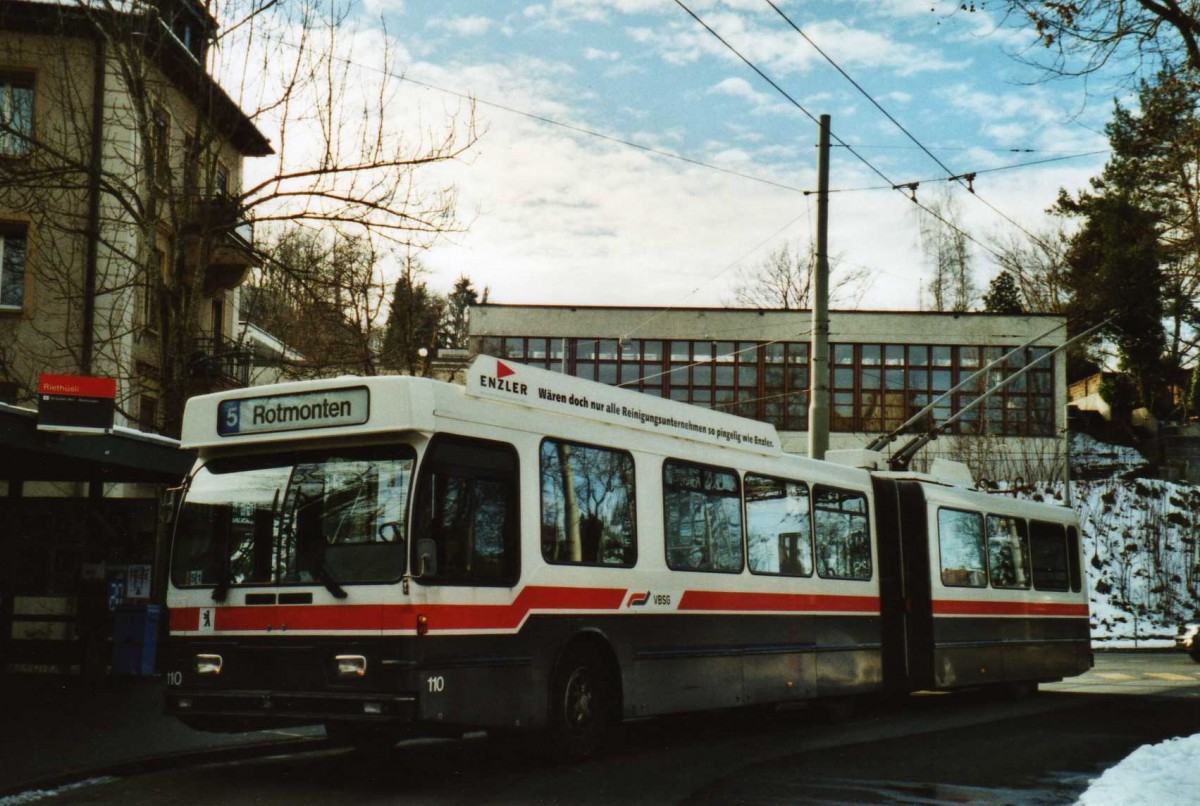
[
  {"left": 377, "top": 521, "right": 404, "bottom": 543},
  {"left": 415, "top": 538, "right": 438, "bottom": 578}
]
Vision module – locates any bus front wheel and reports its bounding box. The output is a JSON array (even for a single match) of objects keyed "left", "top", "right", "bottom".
[{"left": 546, "top": 645, "right": 617, "bottom": 762}]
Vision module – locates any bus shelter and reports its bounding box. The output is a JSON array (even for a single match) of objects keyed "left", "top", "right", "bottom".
[{"left": 0, "top": 403, "right": 194, "bottom": 674}]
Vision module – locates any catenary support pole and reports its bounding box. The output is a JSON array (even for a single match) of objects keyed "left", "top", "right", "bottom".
[{"left": 808, "top": 114, "right": 831, "bottom": 460}]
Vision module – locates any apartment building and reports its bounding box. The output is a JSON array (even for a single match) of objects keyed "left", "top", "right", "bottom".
[{"left": 0, "top": 0, "right": 269, "bottom": 671}]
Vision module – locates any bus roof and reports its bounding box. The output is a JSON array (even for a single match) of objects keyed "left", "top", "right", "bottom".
[{"left": 179, "top": 355, "right": 784, "bottom": 457}]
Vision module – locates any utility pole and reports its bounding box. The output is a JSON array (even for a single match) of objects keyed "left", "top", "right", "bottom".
[{"left": 808, "top": 114, "right": 831, "bottom": 461}]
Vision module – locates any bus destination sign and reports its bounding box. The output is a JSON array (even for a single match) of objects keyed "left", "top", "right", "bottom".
[{"left": 217, "top": 387, "right": 370, "bottom": 437}]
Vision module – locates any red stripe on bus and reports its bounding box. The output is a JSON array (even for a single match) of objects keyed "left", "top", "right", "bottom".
[
  {"left": 169, "top": 585, "right": 628, "bottom": 633},
  {"left": 170, "top": 608, "right": 199, "bottom": 631},
  {"left": 932, "top": 600, "right": 1089, "bottom": 617},
  {"left": 677, "top": 590, "right": 880, "bottom": 613}
]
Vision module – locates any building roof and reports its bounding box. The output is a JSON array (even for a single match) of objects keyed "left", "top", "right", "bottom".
[{"left": 470, "top": 303, "right": 1068, "bottom": 346}]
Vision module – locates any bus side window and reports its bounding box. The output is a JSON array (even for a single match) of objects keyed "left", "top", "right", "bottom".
[
  {"left": 937, "top": 508, "right": 986, "bottom": 588},
  {"left": 986, "top": 514, "right": 1030, "bottom": 590},
  {"left": 540, "top": 438, "right": 636, "bottom": 567},
  {"left": 662, "top": 459, "right": 743, "bottom": 573},
  {"left": 745, "top": 474, "right": 812, "bottom": 577},
  {"left": 1029, "top": 520, "right": 1069, "bottom": 591},
  {"left": 813, "top": 486, "right": 871, "bottom": 581},
  {"left": 414, "top": 435, "right": 520, "bottom": 586},
  {"left": 1067, "top": 525, "right": 1082, "bottom": 593}
]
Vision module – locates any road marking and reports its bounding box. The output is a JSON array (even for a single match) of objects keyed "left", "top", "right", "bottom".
[
  {"left": 1093, "top": 673, "right": 1135, "bottom": 681},
  {"left": 1143, "top": 672, "right": 1195, "bottom": 682}
]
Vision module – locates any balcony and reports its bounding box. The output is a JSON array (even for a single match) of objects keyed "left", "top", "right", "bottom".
[
  {"left": 183, "top": 196, "right": 260, "bottom": 294},
  {"left": 190, "top": 335, "right": 252, "bottom": 390}
]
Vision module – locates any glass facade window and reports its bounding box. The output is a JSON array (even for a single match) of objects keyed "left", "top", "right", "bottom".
[{"left": 482, "top": 336, "right": 1055, "bottom": 438}]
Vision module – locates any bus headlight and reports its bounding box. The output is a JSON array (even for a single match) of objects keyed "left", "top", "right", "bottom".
[
  {"left": 195, "top": 654, "right": 223, "bottom": 675},
  {"left": 335, "top": 655, "right": 367, "bottom": 678}
]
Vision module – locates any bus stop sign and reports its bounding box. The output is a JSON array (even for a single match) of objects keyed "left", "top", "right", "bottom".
[{"left": 37, "top": 373, "right": 116, "bottom": 434}]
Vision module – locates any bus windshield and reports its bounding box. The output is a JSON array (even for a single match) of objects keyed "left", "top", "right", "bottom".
[{"left": 171, "top": 445, "right": 416, "bottom": 589}]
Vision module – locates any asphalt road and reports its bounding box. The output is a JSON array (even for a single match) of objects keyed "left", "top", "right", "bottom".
[{"left": 20, "top": 651, "right": 1200, "bottom": 805}]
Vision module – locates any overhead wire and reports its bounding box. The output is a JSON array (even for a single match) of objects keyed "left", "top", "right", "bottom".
[
  {"left": 671, "top": 0, "right": 1009, "bottom": 264},
  {"left": 761, "top": 0, "right": 1077, "bottom": 259}
]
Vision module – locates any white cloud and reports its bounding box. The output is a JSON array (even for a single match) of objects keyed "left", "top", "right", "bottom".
[
  {"left": 427, "top": 15, "right": 497, "bottom": 37},
  {"left": 583, "top": 47, "right": 622, "bottom": 61}
]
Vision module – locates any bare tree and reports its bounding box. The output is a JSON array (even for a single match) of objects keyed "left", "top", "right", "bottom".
[
  {"left": 0, "top": 0, "right": 476, "bottom": 435},
  {"left": 986, "top": 224, "right": 1074, "bottom": 314},
  {"left": 918, "top": 188, "right": 976, "bottom": 312},
  {"left": 729, "top": 240, "right": 872, "bottom": 309},
  {"left": 975, "top": 1, "right": 1200, "bottom": 79},
  {"left": 243, "top": 226, "right": 390, "bottom": 377}
]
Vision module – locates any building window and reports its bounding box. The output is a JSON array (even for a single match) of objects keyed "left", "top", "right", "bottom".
[
  {"left": 0, "top": 223, "right": 27, "bottom": 309},
  {"left": 480, "top": 335, "right": 1053, "bottom": 439},
  {"left": 152, "top": 108, "right": 170, "bottom": 184},
  {"left": 211, "top": 296, "right": 224, "bottom": 338},
  {"left": 829, "top": 342, "right": 1055, "bottom": 438},
  {"left": 138, "top": 395, "right": 158, "bottom": 433},
  {"left": 214, "top": 164, "right": 229, "bottom": 198},
  {"left": 0, "top": 72, "right": 33, "bottom": 156},
  {"left": 141, "top": 249, "right": 163, "bottom": 333}
]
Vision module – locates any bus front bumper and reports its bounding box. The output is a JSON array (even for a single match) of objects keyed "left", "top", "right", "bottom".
[{"left": 164, "top": 687, "right": 416, "bottom": 727}]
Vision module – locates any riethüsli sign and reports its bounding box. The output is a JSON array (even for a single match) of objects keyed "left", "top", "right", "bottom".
[{"left": 217, "top": 387, "right": 370, "bottom": 436}]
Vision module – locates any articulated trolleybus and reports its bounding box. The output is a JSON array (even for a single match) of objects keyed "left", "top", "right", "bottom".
[{"left": 164, "top": 355, "right": 1090, "bottom": 757}]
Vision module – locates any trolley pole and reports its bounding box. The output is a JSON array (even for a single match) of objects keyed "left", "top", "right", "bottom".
[{"left": 808, "top": 114, "right": 831, "bottom": 461}]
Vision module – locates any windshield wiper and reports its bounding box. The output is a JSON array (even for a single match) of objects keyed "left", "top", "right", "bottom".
[
  {"left": 317, "top": 565, "right": 348, "bottom": 599},
  {"left": 212, "top": 569, "right": 231, "bottom": 602}
]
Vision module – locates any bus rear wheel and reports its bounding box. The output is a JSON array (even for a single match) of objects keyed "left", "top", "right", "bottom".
[{"left": 546, "top": 645, "right": 617, "bottom": 762}]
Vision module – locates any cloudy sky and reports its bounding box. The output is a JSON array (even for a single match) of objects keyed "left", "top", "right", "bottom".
[{"left": 235, "top": 1, "right": 1127, "bottom": 310}]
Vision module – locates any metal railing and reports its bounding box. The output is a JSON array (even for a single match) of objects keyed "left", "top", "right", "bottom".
[{"left": 191, "top": 335, "right": 252, "bottom": 388}]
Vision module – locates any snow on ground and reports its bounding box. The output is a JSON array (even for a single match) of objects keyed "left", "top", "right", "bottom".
[
  {"left": 1077, "top": 733, "right": 1200, "bottom": 805},
  {"left": 1070, "top": 433, "right": 1148, "bottom": 479},
  {"left": 1027, "top": 434, "right": 1200, "bottom": 799},
  {"left": 1071, "top": 476, "right": 1200, "bottom": 648}
]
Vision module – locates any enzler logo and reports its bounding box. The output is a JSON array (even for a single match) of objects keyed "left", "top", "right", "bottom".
[
  {"left": 217, "top": 387, "right": 370, "bottom": 436},
  {"left": 478, "top": 360, "right": 528, "bottom": 396}
]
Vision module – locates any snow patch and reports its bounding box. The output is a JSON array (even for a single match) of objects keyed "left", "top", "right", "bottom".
[{"left": 1078, "top": 733, "right": 1200, "bottom": 805}]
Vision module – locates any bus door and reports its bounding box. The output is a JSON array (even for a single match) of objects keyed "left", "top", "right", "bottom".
[
  {"left": 874, "top": 479, "right": 936, "bottom": 692},
  {"left": 871, "top": 476, "right": 907, "bottom": 694},
  {"left": 408, "top": 433, "right": 528, "bottom": 728}
]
